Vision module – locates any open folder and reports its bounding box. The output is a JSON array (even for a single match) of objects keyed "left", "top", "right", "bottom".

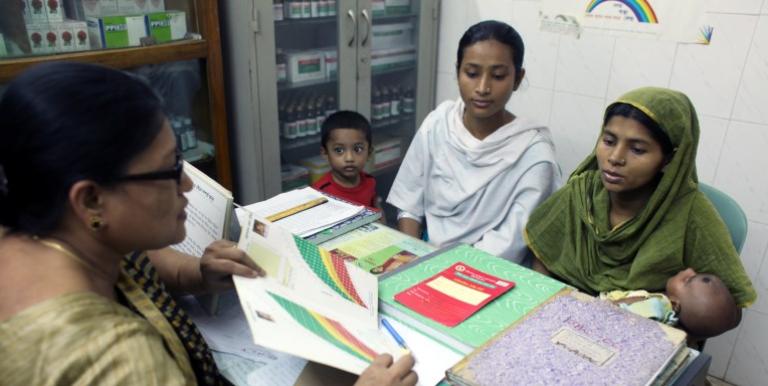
[{"left": 233, "top": 214, "right": 404, "bottom": 375}]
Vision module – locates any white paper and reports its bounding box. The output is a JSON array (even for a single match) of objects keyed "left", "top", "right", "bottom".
[
  {"left": 240, "top": 187, "right": 363, "bottom": 237},
  {"left": 179, "top": 293, "right": 307, "bottom": 386},
  {"left": 379, "top": 316, "right": 463, "bottom": 386},
  {"left": 212, "top": 351, "right": 306, "bottom": 386},
  {"left": 171, "top": 161, "right": 232, "bottom": 256}
]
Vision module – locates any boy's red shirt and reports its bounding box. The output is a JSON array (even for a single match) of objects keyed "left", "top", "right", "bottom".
[{"left": 312, "top": 172, "right": 377, "bottom": 208}]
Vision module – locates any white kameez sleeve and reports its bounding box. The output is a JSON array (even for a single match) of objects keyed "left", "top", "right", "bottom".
[
  {"left": 473, "top": 159, "right": 561, "bottom": 263},
  {"left": 386, "top": 123, "right": 431, "bottom": 218}
]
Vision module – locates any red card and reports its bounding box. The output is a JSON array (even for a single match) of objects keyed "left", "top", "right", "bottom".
[{"left": 394, "top": 262, "right": 515, "bottom": 327}]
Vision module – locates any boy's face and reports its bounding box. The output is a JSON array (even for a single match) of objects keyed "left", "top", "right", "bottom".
[{"left": 321, "top": 128, "right": 370, "bottom": 187}]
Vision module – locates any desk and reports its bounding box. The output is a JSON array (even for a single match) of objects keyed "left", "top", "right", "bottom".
[{"left": 203, "top": 221, "right": 712, "bottom": 386}]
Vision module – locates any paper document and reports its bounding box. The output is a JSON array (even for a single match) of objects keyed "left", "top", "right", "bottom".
[
  {"left": 234, "top": 216, "right": 403, "bottom": 374},
  {"left": 171, "top": 161, "right": 233, "bottom": 257},
  {"left": 379, "top": 316, "right": 463, "bottom": 386},
  {"left": 240, "top": 187, "right": 363, "bottom": 237}
]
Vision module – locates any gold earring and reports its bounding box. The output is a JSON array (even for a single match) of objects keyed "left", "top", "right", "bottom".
[{"left": 89, "top": 215, "right": 103, "bottom": 231}]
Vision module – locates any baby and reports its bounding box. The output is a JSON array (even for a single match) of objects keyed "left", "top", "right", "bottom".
[{"left": 601, "top": 268, "right": 739, "bottom": 338}]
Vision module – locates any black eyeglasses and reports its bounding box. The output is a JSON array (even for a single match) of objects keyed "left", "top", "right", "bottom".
[{"left": 117, "top": 152, "right": 184, "bottom": 185}]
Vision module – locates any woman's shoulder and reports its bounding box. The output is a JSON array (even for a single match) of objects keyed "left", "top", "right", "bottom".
[{"left": 0, "top": 292, "right": 187, "bottom": 385}]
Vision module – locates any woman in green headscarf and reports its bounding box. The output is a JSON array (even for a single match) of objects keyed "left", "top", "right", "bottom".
[{"left": 525, "top": 87, "right": 756, "bottom": 312}]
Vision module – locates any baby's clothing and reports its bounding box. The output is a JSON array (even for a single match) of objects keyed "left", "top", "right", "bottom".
[{"left": 600, "top": 290, "right": 679, "bottom": 325}]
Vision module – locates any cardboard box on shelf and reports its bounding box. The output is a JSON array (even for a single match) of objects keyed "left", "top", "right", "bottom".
[
  {"left": 371, "top": 21, "right": 414, "bottom": 50},
  {"left": 323, "top": 48, "right": 337, "bottom": 79},
  {"left": 57, "top": 22, "right": 75, "bottom": 51},
  {"left": 45, "top": 0, "right": 65, "bottom": 22},
  {"left": 145, "top": 11, "right": 186, "bottom": 43},
  {"left": 371, "top": 46, "right": 416, "bottom": 72},
  {"left": 27, "top": 0, "right": 49, "bottom": 23},
  {"left": 286, "top": 50, "right": 326, "bottom": 84},
  {"left": 298, "top": 155, "right": 331, "bottom": 183},
  {"left": 26, "top": 23, "right": 47, "bottom": 54},
  {"left": 87, "top": 15, "right": 147, "bottom": 48},
  {"left": 69, "top": 20, "right": 89, "bottom": 51},
  {"left": 372, "top": 136, "right": 402, "bottom": 170}
]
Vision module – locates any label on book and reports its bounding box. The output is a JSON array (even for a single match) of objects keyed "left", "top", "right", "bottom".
[{"left": 394, "top": 262, "right": 515, "bottom": 327}]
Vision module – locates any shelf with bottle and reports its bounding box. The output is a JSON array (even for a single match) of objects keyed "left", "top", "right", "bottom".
[
  {"left": 370, "top": 82, "right": 416, "bottom": 125},
  {"left": 278, "top": 90, "right": 337, "bottom": 141},
  {"left": 273, "top": 0, "right": 338, "bottom": 25}
]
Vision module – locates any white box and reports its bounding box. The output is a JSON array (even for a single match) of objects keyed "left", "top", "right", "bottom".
[
  {"left": 26, "top": 23, "right": 47, "bottom": 54},
  {"left": 45, "top": 0, "right": 65, "bottom": 22},
  {"left": 87, "top": 15, "right": 146, "bottom": 49},
  {"left": 286, "top": 50, "right": 326, "bottom": 84},
  {"left": 81, "top": 0, "right": 120, "bottom": 17},
  {"left": 69, "top": 20, "right": 90, "bottom": 51},
  {"left": 147, "top": 0, "right": 165, "bottom": 12},
  {"left": 323, "top": 48, "right": 337, "bottom": 79},
  {"left": 57, "top": 21, "right": 75, "bottom": 51},
  {"left": 371, "top": 21, "right": 414, "bottom": 50},
  {"left": 118, "top": 0, "right": 150, "bottom": 15},
  {"left": 145, "top": 11, "right": 187, "bottom": 43},
  {"left": 27, "top": 0, "right": 49, "bottom": 23}
]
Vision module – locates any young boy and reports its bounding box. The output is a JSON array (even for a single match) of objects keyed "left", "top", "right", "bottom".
[
  {"left": 313, "top": 110, "right": 378, "bottom": 208},
  {"left": 601, "top": 268, "right": 740, "bottom": 338}
]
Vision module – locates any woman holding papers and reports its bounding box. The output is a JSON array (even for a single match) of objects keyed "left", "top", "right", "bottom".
[
  {"left": 0, "top": 62, "right": 415, "bottom": 386},
  {"left": 387, "top": 20, "right": 560, "bottom": 263},
  {"left": 525, "top": 87, "right": 756, "bottom": 336}
]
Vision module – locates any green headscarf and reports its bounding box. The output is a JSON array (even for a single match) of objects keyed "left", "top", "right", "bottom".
[{"left": 525, "top": 87, "right": 756, "bottom": 307}]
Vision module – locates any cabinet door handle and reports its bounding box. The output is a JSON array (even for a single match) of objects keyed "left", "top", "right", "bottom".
[
  {"left": 347, "top": 9, "right": 357, "bottom": 47},
  {"left": 360, "top": 9, "right": 371, "bottom": 47}
]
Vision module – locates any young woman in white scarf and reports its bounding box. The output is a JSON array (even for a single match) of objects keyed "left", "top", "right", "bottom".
[{"left": 387, "top": 20, "right": 561, "bottom": 263}]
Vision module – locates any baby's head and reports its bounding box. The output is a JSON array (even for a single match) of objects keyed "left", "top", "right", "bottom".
[
  {"left": 666, "top": 268, "right": 739, "bottom": 338},
  {"left": 320, "top": 111, "right": 372, "bottom": 186}
]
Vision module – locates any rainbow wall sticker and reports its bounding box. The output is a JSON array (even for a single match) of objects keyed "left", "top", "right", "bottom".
[
  {"left": 270, "top": 292, "right": 379, "bottom": 362},
  {"left": 586, "top": 0, "right": 659, "bottom": 24},
  {"left": 293, "top": 235, "right": 367, "bottom": 307}
]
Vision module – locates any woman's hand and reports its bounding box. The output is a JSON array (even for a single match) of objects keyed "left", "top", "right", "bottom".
[
  {"left": 354, "top": 354, "right": 417, "bottom": 386},
  {"left": 199, "top": 240, "right": 265, "bottom": 293}
]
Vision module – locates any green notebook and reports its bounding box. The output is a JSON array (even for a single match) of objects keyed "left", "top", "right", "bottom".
[{"left": 379, "top": 244, "right": 566, "bottom": 354}]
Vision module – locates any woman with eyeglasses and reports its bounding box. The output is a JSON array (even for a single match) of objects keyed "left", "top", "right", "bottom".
[{"left": 0, "top": 62, "right": 416, "bottom": 386}]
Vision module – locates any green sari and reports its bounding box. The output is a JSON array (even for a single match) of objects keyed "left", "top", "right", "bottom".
[{"left": 525, "top": 87, "right": 756, "bottom": 307}]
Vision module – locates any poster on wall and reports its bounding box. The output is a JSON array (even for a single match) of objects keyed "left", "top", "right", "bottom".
[{"left": 540, "top": 0, "right": 713, "bottom": 44}]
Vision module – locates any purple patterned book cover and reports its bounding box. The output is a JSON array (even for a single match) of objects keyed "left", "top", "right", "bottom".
[{"left": 447, "top": 291, "right": 687, "bottom": 386}]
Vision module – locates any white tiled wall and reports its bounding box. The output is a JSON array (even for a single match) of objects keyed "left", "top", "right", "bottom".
[{"left": 434, "top": 0, "right": 768, "bottom": 382}]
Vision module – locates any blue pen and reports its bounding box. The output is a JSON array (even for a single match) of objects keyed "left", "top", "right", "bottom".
[{"left": 381, "top": 318, "right": 410, "bottom": 353}]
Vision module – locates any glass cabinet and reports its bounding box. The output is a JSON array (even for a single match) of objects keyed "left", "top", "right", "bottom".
[
  {"left": 221, "top": 0, "right": 439, "bottom": 221},
  {"left": 0, "top": 0, "right": 232, "bottom": 188}
]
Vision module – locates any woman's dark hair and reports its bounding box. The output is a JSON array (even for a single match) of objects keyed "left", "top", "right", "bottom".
[
  {"left": 320, "top": 110, "right": 372, "bottom": 150},
  {"left": 456, "top": 20, "right": 525, "bottom": 80},
  {"left": 0, "top": 62, "right": 166, "bottom": 234},
  {"left": 603, "top": 103, "right": 675, "bottom": 156}
]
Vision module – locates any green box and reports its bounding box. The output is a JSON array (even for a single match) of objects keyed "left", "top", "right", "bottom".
[
  {"left": 146, "top": 11, "right": 187, "bottom": 44},
  {"left": 87, "top": 15, "right": 147, "bottom": 49}
]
